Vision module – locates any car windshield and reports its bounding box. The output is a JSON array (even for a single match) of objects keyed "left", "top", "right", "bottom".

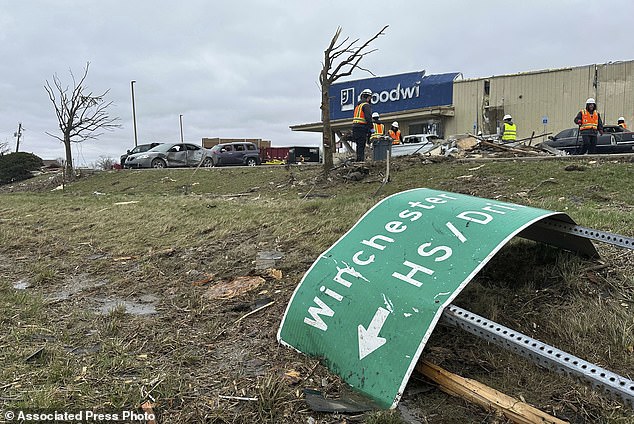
[{"left": 148, "top": 144, "right": 176, "bottom": 153}]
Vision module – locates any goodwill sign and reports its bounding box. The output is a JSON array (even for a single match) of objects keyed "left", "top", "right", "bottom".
[
  {"left": 277, "top": 188, "right": 578, "bottom": 408},
  {"left": 329, "top": 71, "right": 459, "bottom": 120}
]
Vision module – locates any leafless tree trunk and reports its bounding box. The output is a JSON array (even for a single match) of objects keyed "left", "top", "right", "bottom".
[
  {"left": 45, "top": 62, "right": 120, "bottom": 176},
  {"left": 319, "top": 25, "right": 388, "bottom": 171}
]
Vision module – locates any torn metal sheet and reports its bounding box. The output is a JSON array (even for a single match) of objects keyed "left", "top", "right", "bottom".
[{"left": 278, "top": 188, "right": 597, "bottom": 408}]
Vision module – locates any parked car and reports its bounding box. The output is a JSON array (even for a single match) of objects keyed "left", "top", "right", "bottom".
[
  {"left": 120, "top": 143, "right": 161, "bottom": 168},
  {"left": 209, "top": 142, "right": 260, "bottom": 166},
  {"left": 392, "top": 134, "right": 442, "bottom": 157},
  {"left": 541, "top": 125, "right": 634, "bottom": 154},
  {"left": 125, "top": 143, "right": 213, "bottom": 168}
]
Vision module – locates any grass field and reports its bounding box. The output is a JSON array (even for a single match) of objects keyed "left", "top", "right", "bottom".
[{"left": 1, "top": 156, "right": 633, "bottom": 423}]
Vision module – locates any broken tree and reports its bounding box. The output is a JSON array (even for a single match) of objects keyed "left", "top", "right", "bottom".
[{"left": 319, "top": 25, "right": 388, "bottom": 171}]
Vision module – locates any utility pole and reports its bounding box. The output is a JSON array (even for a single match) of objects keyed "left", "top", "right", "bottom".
[
  {"left": 131, "top": 80, "right": 138, "bottom": 148},
  {"left": 14, "top": 122, "right": 23, "bottom": 153},
  {"left": 179, "top": 114, "right": 184, "bottom": 142}
]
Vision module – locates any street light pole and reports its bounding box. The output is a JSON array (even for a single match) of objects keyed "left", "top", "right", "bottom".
[
  {"left": 179, "top": 114, "right": 184, "bottom": 143},
  {"left": 131, "top": 80, "right": 138, "bottom": 148}
]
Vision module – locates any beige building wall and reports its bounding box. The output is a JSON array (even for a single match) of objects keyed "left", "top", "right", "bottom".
[{"left": 447, "top": 60, "right": 634, "bottom": 140}]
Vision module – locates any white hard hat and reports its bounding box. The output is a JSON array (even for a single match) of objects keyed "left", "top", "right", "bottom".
[
  {"left": 618, "top": 116, "right": 625, "bottom": 121},
  {"left": 360, "top": 88, "right": 372, "bottom": 97},
  {"left": 586, "top": 98, "right": 596, "bottom": 104},
  {"left": 392, "top": 121, "right": 399, "bottom": 128},
  {"left": 503, "top": 114, "right": 512, "bottom": 120},
  {"left": 372, "top": 112, "right": 380, "bottom": 119}
]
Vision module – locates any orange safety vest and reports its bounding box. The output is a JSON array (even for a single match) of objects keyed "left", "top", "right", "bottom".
[
  {"left": 579, "top": 109, "right": 599, "bottom": 131},
  {"left": 370, "top": 123, "right": 385, "bottom": 139},
  {"left": 389, "top": 129, "right": 401, "bottom": 144},
  {"left": 352, "top": 102, "right": 369, "bottom": 125}
]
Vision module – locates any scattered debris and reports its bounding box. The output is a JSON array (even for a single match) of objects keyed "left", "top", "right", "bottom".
[
  {"left": 203, "top": 276, "right": 265, "bottom": 300},
  {"left": 268, "top": 268, "right": 283, "bottom": 280},
  {"left": 283, "top": 369, "right": 302, "bottom": 385},
  {"left": 113, "top": 256, "right": 137, "bottom": 261},
  {"left": 468, "top": 164, "right": 485, "bottom": 171},
  {"left": 255, "top": 251, "right": 284, "bottom": 271},
  {"left": 12, "top": 279, "right": 31, "bottom": 290},
  {"left": 303, "top": 388, "right": 375, "bottom": 413},
  {"left": 113, "top": 200, "right": 139, "bottom": 205},
  {"left": 219, "top": 395, "right": 258, "bottom": 402},
  {"left": 234, "top": 300, "right": 275, "bottom": 323},
  {"left": 25, "top": 347, "right": 45, "bottom": 363},
  {"left": 456, "top": 137, "right": 479, "bottom": 151}
]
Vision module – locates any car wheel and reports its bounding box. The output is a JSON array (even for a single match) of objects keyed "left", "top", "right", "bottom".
[
  {"left": 202, "top": 158, "right": 213, "bottom": 168},
  {"left": 151, "top": 158, "right": 166, "bottom": 168},
  {"left": 246, "top": 157, "right": 257, "bottom": 166}
]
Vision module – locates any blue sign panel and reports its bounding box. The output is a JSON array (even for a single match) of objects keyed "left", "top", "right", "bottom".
[{"left": 329, "top": 71, "right": 460, "bottom": 121}]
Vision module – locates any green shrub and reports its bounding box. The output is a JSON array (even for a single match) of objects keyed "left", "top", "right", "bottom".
[{"left": 0, "top": 152, "right": 44, "bottom": 185}]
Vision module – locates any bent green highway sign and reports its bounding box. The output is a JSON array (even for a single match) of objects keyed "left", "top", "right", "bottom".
[{"left": 277, "top": 188, "right": 593, "bottom": 408}]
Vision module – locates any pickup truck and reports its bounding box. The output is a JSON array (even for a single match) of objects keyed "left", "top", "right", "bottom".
[{"left": 541, "top": 125, "right": 634, "bottom": 154}]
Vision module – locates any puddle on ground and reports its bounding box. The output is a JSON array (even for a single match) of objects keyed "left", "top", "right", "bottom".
[
  {"left": 97, "top": 297, "right": 158, "bottom": 316},
  {"left": 46, "top": 274, "right": 109, "bottom": 301}
]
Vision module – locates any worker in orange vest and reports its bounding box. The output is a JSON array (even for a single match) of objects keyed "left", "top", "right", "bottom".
[
  {"left": 617, "top": 117, "right": 628, "bottom": 130},
  {"left": 388, "top": 121, "right": 401, "bottom": 145},
  {"left": 574, "top": 98, "right": 603, "bottom": 154},
  {"left": 352, "top": 89, "right": 374, "bottom": 162}
]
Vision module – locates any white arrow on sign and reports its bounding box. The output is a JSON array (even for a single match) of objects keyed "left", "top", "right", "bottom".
[{"left": 358, "top": 307, "right": 390, "bottom": 360}]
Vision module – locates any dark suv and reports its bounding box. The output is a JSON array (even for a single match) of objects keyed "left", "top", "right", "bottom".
[
  {"left": 121, "top": 143, "right": 161, "bottom": 168},
  {"left": 210, "top": 142, "right": 260, "bottom": 166}
]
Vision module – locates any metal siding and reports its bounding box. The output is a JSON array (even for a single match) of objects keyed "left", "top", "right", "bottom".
[{"left": 598, "top": 62, "right": 634, "bottom": 126}]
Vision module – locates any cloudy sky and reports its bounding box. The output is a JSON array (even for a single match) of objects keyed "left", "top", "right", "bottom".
[{"left": 1, "top": 0, "right": 632, "bottom": 166}]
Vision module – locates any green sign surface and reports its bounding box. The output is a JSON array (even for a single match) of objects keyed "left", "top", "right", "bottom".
[{"left": 277, "top": 188, "right": 575, "bottom": 408}]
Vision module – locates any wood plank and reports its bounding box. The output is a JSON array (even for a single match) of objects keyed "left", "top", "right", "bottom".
[{"left": 415, "top": 360, "right": 569, "bottom": 424}]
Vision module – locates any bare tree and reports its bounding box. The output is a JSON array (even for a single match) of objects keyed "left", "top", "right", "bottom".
[
  {"left": 319, "top": 25, "right": 388, "bottom": 171},
  {"left": 0, "top": 141, "right": 9, "bottom": 155},
  {"left": 94, "top": 156, "right": 116, "bottom": 170},
  {"left": 45, "top": 62, "right": 120, "bottom": 175}
]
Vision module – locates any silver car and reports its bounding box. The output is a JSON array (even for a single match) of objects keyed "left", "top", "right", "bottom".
[{"left": 125, "top": 143, "right": 213, "bottom": 168}]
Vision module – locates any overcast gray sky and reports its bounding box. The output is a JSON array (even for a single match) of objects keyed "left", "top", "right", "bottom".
[{"left": 1, "top": 0, "right": 632, "bottom": 165}]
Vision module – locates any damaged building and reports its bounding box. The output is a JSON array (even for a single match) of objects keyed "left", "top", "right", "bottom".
[{"left": 290, "top": 60, "right": 634, "bottom": 143}]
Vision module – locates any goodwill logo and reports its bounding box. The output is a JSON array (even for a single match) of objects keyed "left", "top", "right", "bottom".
[{"left": 340, "top": 88, "right": 355, "bottom": 111}]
